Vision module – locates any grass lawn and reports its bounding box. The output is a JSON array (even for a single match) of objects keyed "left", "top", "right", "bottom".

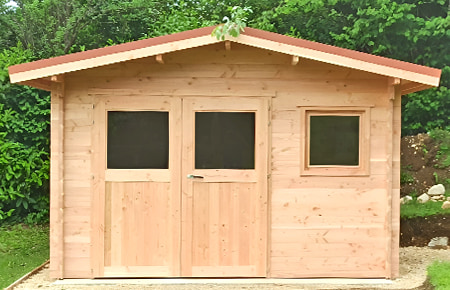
[
  {"left": 428, "top": 261, "right": 450, "bottom": 290},
  {"left": 0, "top": 224, "right": 49, "bottom": 289},
  {"left": 401, "top": 198, "right": 450, "bottom": 218}
]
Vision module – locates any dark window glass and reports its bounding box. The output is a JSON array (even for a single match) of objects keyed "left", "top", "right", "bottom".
[
  {"left": 195, "top": 112, "right": 255, "bottom": 169},
  {"left": 309, "top": 115, "right": 359, "bottom": 166},
  {"left": 107, "top": 111, "right": 169, "bottom": 169}
]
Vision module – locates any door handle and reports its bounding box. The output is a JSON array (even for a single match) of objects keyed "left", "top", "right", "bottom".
[{"left": 187, "top": 174, "right": 204, "bottom": 179}]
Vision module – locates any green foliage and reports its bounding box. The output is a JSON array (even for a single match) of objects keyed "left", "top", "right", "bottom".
[
  {"left": 0, "top": 224, "right": 49, "bottom": 289},
  {"left": 401, "top": 199, "right": 450, "bottom": 218},
  {"left": 402, "top": 82, "right": 450, "bottom": 136},
  {"left": 0, "top": 0, "right": 170, "bottom": 57},
  {"left": 145, "top": 0, "right": 216, "bottom": 38},
  {"left": 0, "top": 45, "right": 50, "bottom": 224},
  {"left": 260, "top": 0, "right": 450, "bottom": 136},
  {"left": 212, "top": 6, "right": 253, "bottom": 40},
  {"left": 429, "top": 128, "right": 450, "bottom": 168},
  {"left": 400, "top": 170, "right": 414, "bottom": 185},
  {"left": 428, "top": 261, "right": 450, "bottom": 290}
]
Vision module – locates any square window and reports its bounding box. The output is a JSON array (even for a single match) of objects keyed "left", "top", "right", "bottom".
[
  {"left": 301, "top": 108, "right": 370, "bottom": 176},
  {"left": 195, "top": 112, "right": 255, "bottom": 169},
  {"left": 309, "top": 115, "right": 360, "bottom": 166},
  {"left": 107, "top": 111, "right": 169, "bottom": 169}
]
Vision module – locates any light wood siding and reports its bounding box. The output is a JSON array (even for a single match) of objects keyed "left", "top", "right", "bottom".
[
  {"left": 391, "top": 84, "right": 402, "bottom": 278},
  {"left": 59, "top": 43, "right": 395, "bottom": 278},
  {"left": 49, "top": 80, "right": 64, "bottom": 279},
  {"left": 61, "top": 82, "right": 93, "bottom": 278}
]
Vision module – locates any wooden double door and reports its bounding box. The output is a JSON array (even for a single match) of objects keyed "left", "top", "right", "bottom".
[{"left": 92, "top": 96, "right": 269, "bottom": 277}]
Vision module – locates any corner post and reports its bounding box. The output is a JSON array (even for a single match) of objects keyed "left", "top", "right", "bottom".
[
  {"left": 386, "top": 77, "right": 401, "bottom": 278},
  {"left": 50, "top": 75, "right": 65, "bottom": 279}
]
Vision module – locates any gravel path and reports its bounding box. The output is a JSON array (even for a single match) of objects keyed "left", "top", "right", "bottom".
[{"left": 13, "top": 247, "right": 450, "bottom": 290}]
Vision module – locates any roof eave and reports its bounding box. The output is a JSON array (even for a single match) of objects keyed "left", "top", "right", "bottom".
[
  {"left": 8, "top": 26, "right": 441, "bottom": 93},
  {"left": 9, "top": 34, "right": 221, "bottom": 84},
  {"left": 233, "top": 34, "right": 441, "bottom": 89}
]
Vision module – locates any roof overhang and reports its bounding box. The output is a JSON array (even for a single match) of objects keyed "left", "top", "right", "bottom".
[{"left": 9, "top": 26, "right": 441, "bottom": 94}]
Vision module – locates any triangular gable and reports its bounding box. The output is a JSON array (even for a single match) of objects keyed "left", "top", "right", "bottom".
[{"left": 8, "top": 26, "right": 441, "bottom": 94}]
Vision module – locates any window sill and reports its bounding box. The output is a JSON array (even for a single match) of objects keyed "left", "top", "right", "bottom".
[{"left": 300, "top": 166, "right": 369, "bottom": 177}]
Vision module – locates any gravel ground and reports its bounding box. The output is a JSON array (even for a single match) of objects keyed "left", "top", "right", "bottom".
[{"left": 13, "top": 247, "right": 450, "bottom": 290}]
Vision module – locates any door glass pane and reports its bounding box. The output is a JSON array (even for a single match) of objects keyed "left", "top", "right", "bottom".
[
  {"left": 107, "top": 111, "right": 169, "bottom": 169},
  {"left": 195, "top": 112, "right": 255, "bottom": 169},
  {"left": 309, "top": 115, "right": 359, "bottom": 166}
]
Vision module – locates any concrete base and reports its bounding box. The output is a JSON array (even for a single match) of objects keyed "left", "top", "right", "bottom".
[{"left": 54, "top": 278, "right": 393, "bottom": 286}]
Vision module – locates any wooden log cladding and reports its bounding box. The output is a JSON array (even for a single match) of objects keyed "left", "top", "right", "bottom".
[
  {"left": 59, "top": 44, "right": 396, "bottom": 278},
  {"left": 49, "top": 80, "right": 64, "bottom": 279}
]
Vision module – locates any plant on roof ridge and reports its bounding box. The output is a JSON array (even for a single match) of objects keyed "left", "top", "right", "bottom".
[{"left": 211, "top": 6, "right": 253, "bottom": 41}]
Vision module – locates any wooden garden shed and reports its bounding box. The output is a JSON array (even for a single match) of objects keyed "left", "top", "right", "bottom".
[{"left": 9, "top": 26, "right": 441, "bottom": 280}]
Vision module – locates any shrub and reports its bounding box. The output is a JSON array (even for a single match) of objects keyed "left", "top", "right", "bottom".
[{"left": 0, "top": 45, "right": 50, "bottom": 224}]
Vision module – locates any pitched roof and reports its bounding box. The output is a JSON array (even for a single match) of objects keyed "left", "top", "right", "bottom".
[{"left": 8, "top": 26, "right": 441, "bottom": 94}]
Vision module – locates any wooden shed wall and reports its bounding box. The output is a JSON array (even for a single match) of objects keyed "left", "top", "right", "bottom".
[{"left": 55, "top": 43, "right": 399, "bottom": 278}]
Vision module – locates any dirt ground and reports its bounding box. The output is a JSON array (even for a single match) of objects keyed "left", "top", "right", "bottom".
[
  {"left": 400, "top": 133, "right": 449, "bottom": 198},
  {"left": 401, "top": 215, "right": 450, "bottom": 247},
  {"left": 400, "top": 133, "right": 450, "bottom": 248},
  {"left": 11, "top": 247, "right": 450, "bottom": 290}
]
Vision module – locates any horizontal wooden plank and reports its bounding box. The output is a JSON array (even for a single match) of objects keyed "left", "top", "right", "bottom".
[
  {"left": 271, "top": 174, "right": 388, "bottom": 189},
  {"left": 64, "top": 242, "right": 90, "bottom": 258},
  {"left": 64, "top": 160, "right": 91, "bottom": 181},
  {"left": 63, "top": 145, "right": 92, "bottom": 158},
  {"left": 273, "top": 92, "right": 386, "bottom": 110},
  {"left": 87, "top": 77, "right": 277, "bottom": 97},
  {"left": 64, "top": 179, "right": 91, "bottom": 189},
  {"left": 191, "top": 266, "right": 258, "bottom": 277},
  {"left": 105, "top": 169, "right": 170, "bottom": 182},
  {"left": 271, "top": 227, "right": 386, "bottom": 244},
  {"left": 64, "top": 131, "right": 91, "bottom": 146},
  {"left": 271, "top": 241, "right": 385, "bottom": 258},
  {"left": 270, "top": 256, "right": 386, "bottom": 278},
  {"left": 64, "top": 193, "right": 90, "bottom": 208},
  {"left": 74, "top": 52, "right": 386, "bottom": 79},
  {"left": 63, "top": 257, "right": 91, "bottom": 278},
  {"left": 103, "top": 266, "right": 171, "bottom": 277},
  {"left": 190, "top": 169, "right": 257, "bottom": 183},
  {"left": 271, "top": 159, "right": 389, "bottom": 176},
  {"left": 64, "top": 207, "right": 90, "bottom": 224},
  {"left": 272, "top": 213, "right": 385, "bottom": 228},
  {"left": 272, "top": 187, "right": 387, "bottom": 202}
]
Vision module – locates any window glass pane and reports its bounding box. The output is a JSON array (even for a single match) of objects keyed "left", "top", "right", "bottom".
[
  {"left": 107, "top": 111, "right": 169, "bottom": 169},
  {"left": 195, "top": 112, "right": 255, "bottom": 169},
  {"left": 309, "top": 115, "right": 359, "bottom": 166}
]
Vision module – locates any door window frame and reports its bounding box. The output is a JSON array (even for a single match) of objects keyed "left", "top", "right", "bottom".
[{"left": 300, "top": 106, "right": 371, "bottom": 176}]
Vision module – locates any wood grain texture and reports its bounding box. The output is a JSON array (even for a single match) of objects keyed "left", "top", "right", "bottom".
[
  {"left": 49, "top": 80, "right": 64, "bottom": 279},
  {"left": 104, "top": 182, "right": 173, "bottom": 275},
  {"left": 181, "top": 97, "right": 269, "bottom": 277},
  {"left": 57, "top": 43, "right": 397, "bottom": 279}
]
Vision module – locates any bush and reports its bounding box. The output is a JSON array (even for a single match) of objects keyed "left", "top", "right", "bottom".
[
  {"left": 429, "top": 128, "right": 450, "bottom": 169},
  {"left": 402, "top": 67, "right": 450, "bottom": 136},
  {"left": 0, "top": 45, "right": 50, "bottom": 224}
]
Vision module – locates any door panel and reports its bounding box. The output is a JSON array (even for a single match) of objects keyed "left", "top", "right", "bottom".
[
  {"left": 93, "top": 96, "right": 268, "bottom": 278},
  {"left": 104, "top": 182, "right": 172, "bottom": 277},
  {"left": 181, "top": 97, "right": 269, "bottom": 277},
  {"left": 92, "top": 95, "right": 181, "bottom": 277},
  {"left": 190, "top": 182, "right": 258, "bottom": 276}
]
